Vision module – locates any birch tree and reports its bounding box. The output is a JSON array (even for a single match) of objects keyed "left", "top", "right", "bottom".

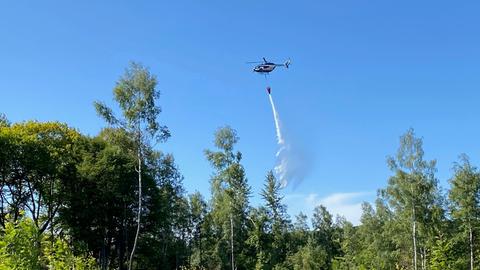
[
  {"left": 449, "top": 154, "right": 480, "bottom": 270},
  {"left": 205, "top": 126, "right": 251, "bottom": 270},
  {"left": 94, "top": 62, "right": 170, "bottom": 270},
  {"left": 384, "top": 129, "right": 440, "bottom": 270}
]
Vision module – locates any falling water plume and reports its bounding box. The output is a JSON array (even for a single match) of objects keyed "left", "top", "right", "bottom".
[
  {"left": 268, "top": 94, "right": 284, "bottom": 145},
  {"left": 267, "top": 91, "right": 312, "bottom": 189}
]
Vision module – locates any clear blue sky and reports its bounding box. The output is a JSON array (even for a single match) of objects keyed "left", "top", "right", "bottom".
[{"left": 2, "top": 1, "right": 480, "bottom": 224}]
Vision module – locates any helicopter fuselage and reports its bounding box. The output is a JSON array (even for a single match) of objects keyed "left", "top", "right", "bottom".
[{"left": 253, "top": 63, "right": 277, "bottom": 73}]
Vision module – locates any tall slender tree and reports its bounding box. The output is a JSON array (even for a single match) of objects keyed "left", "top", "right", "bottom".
[
  {"left": 205, "top": 126, "right": 251, "bottom": 270},
  {"left": 449, "top": 154, "right": 480, "bottom": 270},
  {"left": 94, "top": 62, "right": 170, "bottom": 269},
  {"left": 261, "top": 171, "right": 289, "bottom": 268},
  {"left": 188, "top": 192, "right": 208, "bottom": 268},
  {"left": 384, "top": 129, "right": 441, "bottom": 270},
  {"left": 312, "top": 205, "right": 338, "bottom": 268},
  {"left": 355, "top": 200, "right": 396, "bottom": 269}
]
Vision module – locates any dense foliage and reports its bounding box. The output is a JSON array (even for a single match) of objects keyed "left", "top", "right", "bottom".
[{"left": 2, "top": 64, "right": 480, "bottom": 269}]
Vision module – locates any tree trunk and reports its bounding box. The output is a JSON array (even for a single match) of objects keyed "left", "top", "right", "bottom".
[
  {"left": 199, "top": 229, "right": 203, "bottom": 267},
  {"left": 230, "top": 214, "right": 235, "bottom": 270},
  {"left": 412, "top": 206, "right": 417, "bottom": 270},
  {"left": 470, "top": 225, "right": 474, "bottom": 270},
  {"left": 420, "top": 247, "right": 426, "bottom": 270},
  {"left": 119, "top": 202, "right": 126, "bottom": 270},
  {"left": 101, "top": 235, "right": 107, "bottom": 270},
  {"left": 129, "top": 150, "right": 142, "bottom": 270}
]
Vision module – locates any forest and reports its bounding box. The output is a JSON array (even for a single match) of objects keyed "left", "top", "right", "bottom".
[{"left": 1, "top": 63, "right": 479, "bottom": 270}]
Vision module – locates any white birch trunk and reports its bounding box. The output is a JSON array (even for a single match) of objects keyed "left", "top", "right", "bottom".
[
  {"left": 230, "top": 214, "right": 235, "bottom": 270},
  {"left": 129, "top": 148, "right": 142, "bottom": 270},
  {"left": 412, "top": 206, "right": 417, "bottom": 270},
  {"left": 470, "top": 225, "right": 474, "bottom": 270}
]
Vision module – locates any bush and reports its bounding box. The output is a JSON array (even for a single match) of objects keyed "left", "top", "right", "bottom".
[{"left": 0, "top": 215, "right": 98, "bottom": 270}]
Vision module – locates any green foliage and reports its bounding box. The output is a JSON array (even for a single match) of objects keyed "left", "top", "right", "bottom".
[
  {"left": 285, "top": 211, "right": 310, "bottom": 260},
  {"left": 246, "top": 207, "right": 270, "bottom": 269},
  {"left": 383, "top": 129, "right": 443, "bottom": 269},
  {"left": 430, "top": 234, "right": 456, "bottom": 270},
  {"left": 259, "top": 171, "right": 289, "bottom": 269},
  {"left": 5, "top": 94, "right": 480, "bottom": 270},
  {"left": 60, "top": 133, "right": 137, "bottom": 269},
  {"left": 332, "top": 218, "right": 358, "bottom": 270},
  {"left": 43, "top": 238, "right": 97, "bottom": 270},
  {"left": 449, "top": 155, "right": 480, "bottom": 224},
  {"left": 449, "top": 154, "right": 480, "bottom": 270},
  {"left": 0, "top": 121, "right": 80, "bottom": 232},
  {"left": 0, "top": 214, "right": 42, "bottom": 269},
  {"left": 0, "top": 215, "right": 97, "bottom": 270},
  {"left": 287, "top": 238, "right": 328, "bottom": 270},
  {"left": 188, "top": 192, "right": 208, "bottom": 268},
  {"left": 204, "top": 126, "right": 252, "bottom": 269},
  {"left": 0, "top": 113, "right": 9, "bottom": 127},
  {"left": 94, "top": 61, "right": 169, "bottom": 143},
  {"left": 353, "top": 200, "right": 397, "bottom": 270},
  {"left": 94, "top": 62, "right": 171, "bottom": 269}
]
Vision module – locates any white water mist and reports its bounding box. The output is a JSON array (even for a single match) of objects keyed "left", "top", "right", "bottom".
[
  {"left": 268, "top": 93, "right": 312, "bottom": 189},
  {"left": 268, "top": 94, "right": 284, "bottom": 145},
  {"left": 268, "top": 94, "right": 288, "bottom": 187}
]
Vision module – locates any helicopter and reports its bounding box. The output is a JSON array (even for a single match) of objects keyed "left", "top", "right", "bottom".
[{"left": 248, "top": 57, "right": 291, "bottom": 74}]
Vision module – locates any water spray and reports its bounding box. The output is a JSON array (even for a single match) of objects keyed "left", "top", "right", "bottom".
[
  {"left": 267, "top": 89, "right": 288, "bottom": 187},
  {"left": 268, "top": 91, "right": 284, "bottom": 145},
  {"left": 267, "top": 87, "right": 311, "bottom": 189}
]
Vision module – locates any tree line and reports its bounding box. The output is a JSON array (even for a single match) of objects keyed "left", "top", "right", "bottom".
[{"left": 1, "top": 62, "right": 480, "bottom": 270}]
